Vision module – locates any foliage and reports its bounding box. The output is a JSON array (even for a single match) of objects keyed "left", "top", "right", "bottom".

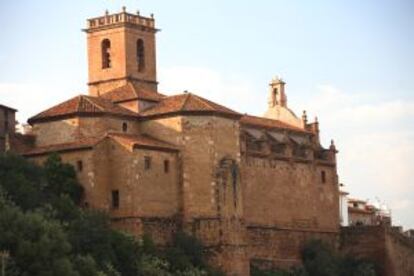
[
  {"left": 43, "top": 153, "right": 84, "bottom": 205},
  {"left": 138, "top": 255, "right": 172, "bottom": 276},
  {"left": 0, "top": 153, "right": 45, "bottom": 210},
  {"left": 301, "top": 240, "right": 339, "bottom": 276},
  {"left": 166, "top": 231, "right": 206, "bottom": 271},
  {"left": 0, "top": 197, "right": 78, "bottom": 276}
]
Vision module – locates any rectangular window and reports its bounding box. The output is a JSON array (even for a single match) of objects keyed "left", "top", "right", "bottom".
[
  {"left": 164, "top": 159, "right": 169, "bottom": 173},
  {"left": 77, "top": 160, "right": 83, "bottom": 172},
  {"left": 144, "top": 156, "right": 151, "bottom": 170},
  {"left": 321, "top": 170, "right": 326, "bottom": 183},
  {"left": 112, "top": 190, "right": 119, "bottom": 209}
]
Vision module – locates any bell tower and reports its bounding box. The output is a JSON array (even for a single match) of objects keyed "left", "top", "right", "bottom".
[
  {"left": 84, "top": 7, "right": 159, "bottom": 96},
  {"left": 264, "top": 76, "right": 304, "bottom": 128},
  {"left": 268, "top": 76, "right": 287, "bottom": 108}
]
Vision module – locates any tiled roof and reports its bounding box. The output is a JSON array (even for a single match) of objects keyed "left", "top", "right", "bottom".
[
  {"left": 22, "top": 137, "right": 101, "bottom": 156},
  {"left": 141, "top": 93, "right": 241, "bottom": 119},
  {"left": 240, "top": 115, "right": 311, "bottom": 133},
  {"left": 101, "top": 82, "right": 164, "bottom": 103},
  {"left": 108, "top": 132, "right": 178, "bottom": 152},
  {"left": 28, "top": 95, "right": 138, "bottom": 124}
]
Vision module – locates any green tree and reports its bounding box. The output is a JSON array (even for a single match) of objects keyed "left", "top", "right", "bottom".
[
  {"left": 68, "top": 210, "right": 141, "bottom": 276},
  {"left": 72, "top": 255, "right": 107, "bottom": 276},
  {"left": 43, "top": 153, "right": 84, "bottom": 205},
  {"left": 0, "top": 196, "right": 78, "bottom": 276},
  {"left": 138, "top": 255, "right": 172, "bottom": 276},
  {"left": 0, "top": 153, "right": 44, "bottom": 210},
  {"left": 301, "top": 240, "right": 339, "bottom": 276},
  {"left": 166, "top": 231, "right": 206, "bottom": 271}
]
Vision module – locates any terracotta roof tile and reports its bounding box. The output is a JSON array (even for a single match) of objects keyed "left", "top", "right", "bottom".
[
  {"left": 101, "top": 82, "right": 164, "bottom": 103},
  {"left": 108, "top": 132, "right": 178, "bottom": 152},
  {"left": 28, "top": 95, "right": 138, "bottom": 124},
  {"left": 23, "top": 137, "right": 101, "bottom": 156},
  {"left": 241, "top": 115, "right": 311, "bottom": 133},
  {"left": 141, "top": 93, "right": 241, "bottom": 118}
]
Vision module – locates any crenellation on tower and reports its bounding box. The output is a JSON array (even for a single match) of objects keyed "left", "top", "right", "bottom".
[{"left": 85, "top": 9, "right": 158, "bottom": 32}]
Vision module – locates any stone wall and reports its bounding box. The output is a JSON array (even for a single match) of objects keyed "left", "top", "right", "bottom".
[
  {"left": 341, "top": 226, "right": 414, "bottom": 276},
  {"left": 108, "top": 142, "right": 179, "bottom": 218},
  {"left": 32, "top": 116, "right": 140, "bottom": 146},
  {"left": 142, "top": 115, "right": 249, "bottom": 275},
  {"left": 248, "top": 227, "right": 337, "bottom": 269},
  {"left": 241, "top": 156, "right": 339, "bottom": 231}
]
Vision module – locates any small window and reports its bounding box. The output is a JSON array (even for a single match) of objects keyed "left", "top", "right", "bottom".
[
  {"left": 101, "top": 39, "right": 111, "bottom": 69},
  {"left": 112, "top": 190, "right": 119, "bottom": 209},
  {"left": 321, "top": 170, "right": 326, "bottom": 183},
  {"left": 122, "top": 122, "right": 128, "bottom": 132},
  {"left": 144, "top": 156, "right": 151, "bottom": 170},
  {"left": 136, "top": 39, "right": 145, "bottom": 72},
  {"left": 164, "top": 159, "right": 169, "bottom": 173},
  {"left": 76, "top": 160, "right": 83, "bottom": 172}
]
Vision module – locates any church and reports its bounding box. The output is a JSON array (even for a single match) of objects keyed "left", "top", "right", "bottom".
[{"left": 21, "top": 8, "right": 340, "bottom": 275}]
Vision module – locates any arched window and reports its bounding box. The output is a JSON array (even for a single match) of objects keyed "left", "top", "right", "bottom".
[
  {"left": 136, "top": 39, "right": 145, "bottom": 72},
  {"left": 101, "top": 39, "right": 111, "bottom": 69}
]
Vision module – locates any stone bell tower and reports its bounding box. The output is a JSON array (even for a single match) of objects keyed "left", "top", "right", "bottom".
[
  {"left": 84, "top": 7, "right": 159, "bottom": 96},
  {"left": 264, "top": 76, "right": 304, "bottom": 128},
  {"left": 268, "top": 76, "right": 287, "bottom": 108}
]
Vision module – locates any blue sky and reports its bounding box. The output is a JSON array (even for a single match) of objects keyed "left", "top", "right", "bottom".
[{"left": 1, "top": 0, "right": 413, "bottom": 228}]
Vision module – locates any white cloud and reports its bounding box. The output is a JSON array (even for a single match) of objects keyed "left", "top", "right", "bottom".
[{"left": 159, "top": 66, "right": 262, "bottom": 114}]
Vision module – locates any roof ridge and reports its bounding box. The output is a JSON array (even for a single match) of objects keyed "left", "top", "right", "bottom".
[
  {"left": 180, "top": 93, "right": 191, "bottom": 111},
  {"left": 76, "top": 95, "right": 85, "bottom": 112},
  {"left": 83, "top": 95, "right": 106, "bottom": 112},
  {"left": 126, "top": 82, "right": 138, "bottom": 96},
  {"left": 192, "top": 94, "right": 216, "bottom": 111},
  {"left": 244, "top": 114, "right": 282, "bottom": 122}
]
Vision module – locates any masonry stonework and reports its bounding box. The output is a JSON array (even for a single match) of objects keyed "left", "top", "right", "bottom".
[
  {"left": 12, "top": 8, "right": 375, "bottom": 276},
  {"left": 341, "top": 226, "right": 414, "bottom": 276}
]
